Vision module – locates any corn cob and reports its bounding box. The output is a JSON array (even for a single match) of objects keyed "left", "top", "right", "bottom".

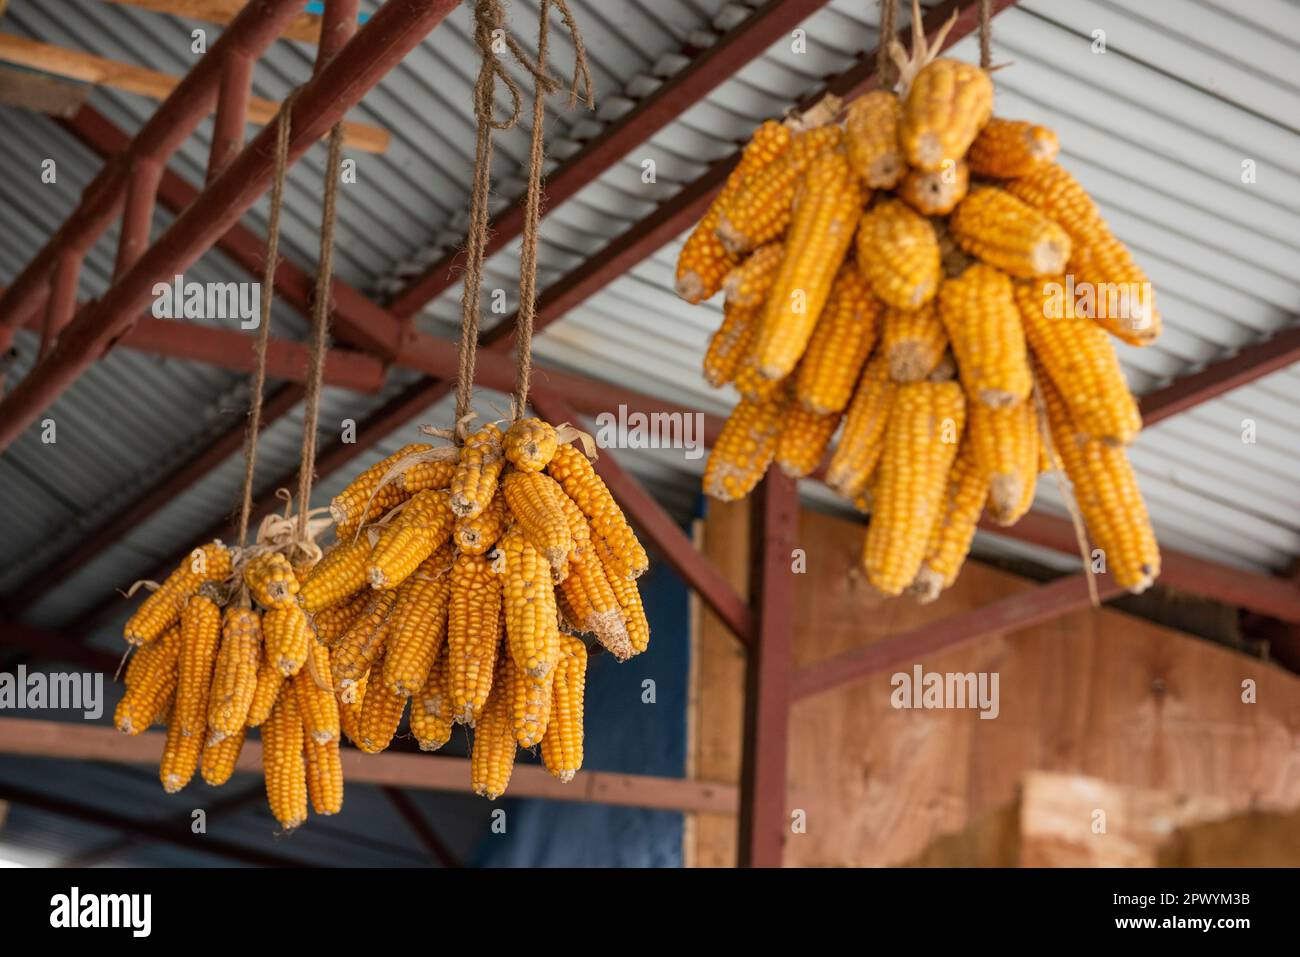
[
  {"left": 206, "top": 605, "right": 261, "bottom": 741},
  {"left": 881, "top": 301, "right": 949, "bottom": 382},
  {"left": 968, "top": 118, "right": 1059, "bottom": 179},
  {"left": 299, "top": 537, "right": 370, "bottom": 613},
  {"left": 447, "top": 552, "right": 503, "bottom": 724},
  {"left": 898, "top": 159, "right": 969, "bottom": 216},
  {"left": 722, "top": 241, "right": 785, "bottom": 307},
  {"left": 200, "top": 727, "right": 246, "bottom": 787},
  {"left": 338, "top": 673, "right": 366, "bottom": 746},
  {"left": 910, "top": 444, "right": 987, "bottom": 602},
  {"left": 294, "top": 638, "right": 340, "bottom": 744},
  {"left": 676, "top": 120, "right": 792, "bottom": 302},
  {"left": 595, "top": 538, "right": 650, "bottom": 657},
  {"left": 559, "top": 545, "right": 632, "bottom": 660},
  {"left": 845, "top": 90, "right": 905, "bottom": 189},
  {"left": 243, "top": 552, "right": 298, "bottom": 608},
  {"left": 382, "top": 549, "right": 453, "bottom": 697},
  {"left": 715, "top": 124, "right": 844, "bottom": 255},
  {"left": 541, "top": 635, "right": 587, "bottom": 782},
  {"left": 1003, "top": 162, "right": 1106, "bottom": 245},
  {"left": 855, "top": 199, "right": 941, "bottom": 310},
  {"left": 937, "top": 263, "right": 1032, "bottom": 407},
  {"left": 967, "top": 399, "right": 1038, "bottom": 525},
  {"left": 949, "top": 187, "right": 1072, "bottom": 278},
  {"left": 451, "top": 423, "right": 505, "bottom": 519},
  {"left": 454, "top": 491, "right": 509, "bottom": 556},
  {"left": 1040, "top": 371, "right": 1159, "bottom": 592},
  {"left": 733, "top": 356, "right": 783, "bottom": 402},
  {"left": 776, "top": 402, "right": 840, "bottom": 479},
  {"left": 1067, "top": 230, "right": 1162, "bottom": 346},
  {"left": 703, "top": 300, "right": 759, "bottom": 389},
  {"left": 410, "top": 645, "right": 455, "bottom": 751},
  {"left": 367, "top": 489, "right": 455, "bottom": 589},
  {"left": 470, "top": 659, "right": 517, "bottom": 799},
  {"left": 159, "top": 718, "right": 204, "bottom": 794},
  {"left": 1013, "top": 280, "right": 1141, "bottom": 445},
  {"left": 794, "top": 263, "right": 879, "bottom": 414},
  {"left": 400, "top": 458, "right": 457, "bottom": 494},
  {"left": 503, "top": 418, "right": 559, "bottom": 473},
  {"left": 115, "top": 625, "right": 180, "bottom": 735},
  {"left": 262, "top": 691, "right": 307, "bottom": 830},
  {"left": 703, "top": 386, "right": 789, "bottom": 502},
  {"left": 332, "top": 588, "right": 399, "bottom": 698},
  {"left": 505, "top": 643, "right": 553, "bottom": 748},
  {"left": 176, "top": 592, "right": 221, "bottom": 738},
  {"left": 900, "top": 58, "right": 993, "bottom": 171},
  {"left": 304, "top": 737, "right": 344, "bottom": 816},
  {"left": 502, "top": 470, "right": 574, "bottom": 580},
  {"left": 262, "top": 602, "right": 312, "bottom": 677},
  {"left": 751, "top": 149, "right": 862, "bottom": 381},
  {"left": 124, "top": 542, "right": 230, "bottom": 645},
  {"left": 500, "top": 524, "right": 560, "bottom": 679},
  {"left": 246, "top": 658, "right": 284, "bottom": 728},
  {"left": 355, "top": 650, "right": 408, "bottom": 754},
  {"left": 825, "top": 356, "right": 894, "bottom": 499},
  {"left": 329, "top": 443, "right": 430, "bottom": 533},
  {"left": 864, "top": 380, "right": 967, "bottom": 595},
  {"left": 309, "top": 590, "right": 369, "bottom": 647},
  {"left": 546, "top": 443, "right": 648, "bottom": 579}
]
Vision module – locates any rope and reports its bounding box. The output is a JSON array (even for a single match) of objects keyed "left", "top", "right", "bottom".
[
  {"left": 877, "top": 0, "right": 898, "bottom": 87},
  {"left": 296, "top": 119, "right": 345, "bottom": 539},
  {"left": 978, "top": 0, "right": 993, "bottom": 70},
  {"left": 236, "top": 89, "right": 299, "bottom": 549}
]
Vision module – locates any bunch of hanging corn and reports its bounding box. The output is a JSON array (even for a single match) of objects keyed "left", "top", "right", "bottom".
[
  {"left": 678, "top": 34, "right": 1161, "bottom": 601},
  {"left": 303, "top": 417, "right": 649, "bottom": 799},
  {"left": 115, "top": 530, "right": 347, "bottom": 831}
]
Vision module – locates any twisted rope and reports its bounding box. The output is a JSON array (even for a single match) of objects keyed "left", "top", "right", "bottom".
[
  {"left": 978, "top": 0, "right": 993, "bottom": 69},
  {"left": 877, "top": 0, "right": 898, "bottom": 87}
]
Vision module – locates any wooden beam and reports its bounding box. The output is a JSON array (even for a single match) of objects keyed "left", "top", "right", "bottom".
[
  {"left": 0, "top": 718, "right": 739, "bottom": 814},
  {"left": 0, "top": 35, "right": 388, "bottom": 152},
  {"left": 104, "top": 0, "right": 325, "bottom": 44},
  {"left": 0, "top": 63, "right": 90, "bottom": 117}
]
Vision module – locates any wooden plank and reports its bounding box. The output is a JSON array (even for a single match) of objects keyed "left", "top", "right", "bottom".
[
  {"left": 0, "top": 35, "right": 388, "bottom": 152},
  {"left": 105, "top": 0, "right": 324, "bottom": 44},
  {"left": 0, "top": 63, "right": 90, "bottom": 117}
]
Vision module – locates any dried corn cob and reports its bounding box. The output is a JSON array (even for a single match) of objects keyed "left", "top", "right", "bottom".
[
  {"left": 382, "top": 549, "right": 453, "bottom": 697},
  {"left": 454, "top": 491, "right": 509, "bottom": 555},
  {"left": 898, "top": 159, "right": 969, "bottom": 216},
  {"left": 410, "top": 645, "right": 455, "bottom": 751},
  {"left": 329, "top": 443, "right": 430, "bottom": 533},
  {"left": 733, "top": 356, "right": 783, "bottom": 402},
  {"left": 200, "top": 728, "right": 246, "bottom": 787},
  {"left": 900, "top": 58, "right": 993, "bottom": 171},
  {"left": 176, "top": 592, "right": 221, "bottom": 738},
  {"left": 968, "top": 118, "right": 1059, "bottom": 179},
  {"left": 246, "top": 658, "right": 284, "bottom": 728},
  {"left": 400, "top": 458, "right": 457, "bottom": 495},
  {"left": 949, "top": 187, "right": 1072, "bottom": 278},
  {"left": 595, "top": 538, "right": 650, "bottom": 657},
  {"left": 300, "top": 537, "right": 370, "bottom": 613},
  {"left": 338, "top": 673, "right": 366, "bottom": 746},
  {"left": 967, "top": 399, "right": 1038, "bottom": 525},
  {"left": 825, "top": 356, "right": 894, "bottom": 499},
  {"left": 243, "top": 552, "right": 298, "bottom": 607},
  {"left": 557, "top": 491, "right": 592, "bottom": 551},
  {"left": 505, "top": 645, "right": 553, "bottom": 748},
  {"left": 864, "top": 380, "right": 967, "bottom": 596},
  {"left": 845, "top": 90, "right": 905, "bottom": 189},
  {"left": 855, "top": 199, "right": 941, "bottom": 310},
  {"left": 1003, "top": 162, "right": 1106, "bottom": 245},
  {"left": 937, "top": 263, "right": 1032, "bottom": 407},
  {"left": 1067, "top": 230, "right": 1161, "bottom": 346},
  {"left": 471, "top": 659, "right": 517, "bottom": 800},
  {"left": 309, "top": 590, "right": 369, "bottom": 648},
  {"left": 294, "top": 639, "right": 340, "bottom": 745},
  {"left": 541, "top": 635, "right": 587, "bottom": 782},
  {"left": 447, "top": 551, "right": 503, "bottom": 724},
  {"left": 262, "top": 691, "right": 307, "bottom": 830},
  {"left": 776, "top": 402, "right": 839, "bottom": 479},
  {"left": 356, "top": 651, "right": 408, "bottom": 754},
  {"left": 367, "top": 489, "right": 454, "bottom": 589},
  {"left": 206, "top": 605, "right": 261, "bottom": 741},
  {"left": 751, "top": 149, "right": 863, "bottom": 380},
  {"left": 115, "top": 626, "right": 180, "bottom": 735},
  {"left": 331, "top": 589, "right": 398, "bottom": 698},
  {"left": 910, "top": 444, "right": 987, "bottom": 602},
  {"left": 159, "top": 718, "right": 204, "bottom": 794},
  {"left": 452, "top": 423, "right": 505, "bottom": 519},
  {"left": 546, "top": 443, "right": 648, "bottom": 579},
  {"left": 262, "top": 602, "right": 312, "bottom": 677},
  {"left": 304, "top": 737, "right": 344, "bottom": 816},
  {"left": 703, "top": 386, "right": 789, "bottom": 502},
  {"left": 881, "top": 301, "right": 949, "bottom": 382},
  {"left": 504, "top": 418, "right": 559, "bottom": 472},
  {"left": 502, "top": 470, "right": 574, "bottom": 580},
  {"left": 500, "top": 524, "right": 560, "bottom": 679},
  {"left": 794, "top": 263, "right": 879, "bottom": 414},
  {"left": 703, "top": 300, "right": 760, "bottom": 389},
  {"left": 124, "top": 542, "right": 230, "bottom": 645},
  {"left": 559, "top": 546, "right": 632, "bottom": 660},
  {"left": 722, "top": 241, "right": 785, "bottom": 307}
]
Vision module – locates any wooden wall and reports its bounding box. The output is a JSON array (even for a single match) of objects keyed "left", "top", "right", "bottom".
[{"left": 689, "top": 499, "right": 1300, "bottom": 867}]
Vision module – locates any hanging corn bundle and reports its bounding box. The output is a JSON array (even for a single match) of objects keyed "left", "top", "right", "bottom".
[
  {"left": 680, "top": 0, "right": 1160, "bottom": 601},
  {"left": 307, "top": 0, "right": 644, "bottom": 799}
]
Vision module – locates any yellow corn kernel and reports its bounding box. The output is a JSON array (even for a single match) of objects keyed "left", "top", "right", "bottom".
[
  {"left": 1067, "top": 230, "right": 1162, "bottom": 346},
  {"left": 825, "top": 356, "right": 894, "bottom": 499},
  {"left": 559, "top": 546, "right": 632, "bottom": 660},
  {"left": 262, "top": 601, "right": 312, "bottom": 677},
  {"left": 557, "top": 491, "right": 592, "bottom": 552},
  {"left": 400, "top": 459, "right": 457, "bottom": 495},
  {"left": 1040, "top": 370, "right": 1160, "bottom": 593},
  {"left": 505, "top": 642, "right": 553, "bottom": 748},
  {"left": 901, "top": 58, "right": 993, "bottom": 171},
  {"left": 949, "top": 187, "right": 1072, "bottom": 278},
  {"left": 541, "top": 635, "right": 587, "bottom": 782},
  {"left": 937, "top": 263, "right": 1032, "bottom": 407},
  {"left": 304, "top": 737, "right": 344, "bottom": 816},
  {"left": 968, "top": 117, "right": 1059, "bottom": 179},
  {"left": 262, "top": 690, "right": 308, "bottom": 830},
  {"left": 242, "top": 552, "right": 297, "bottom": 608},
  {"left": 338, "top": 673, "right": 366, "bottom": 747},
  {"left": 245, "top": 658, "right": 284, "bottom": 729},
  {"left": 293, "top": 639, "right": 340, "bottom": 745},
  {"left": 703, "top": 300, "right": 760, "bottom": 389},
  {"left": 124, "top": 541, "right": 230, "bottom": 645},
  {"left": 410, "top": 645, "right": 455, "bottom": 751},
  {"left": 881, "top": 301, "right": 949, "bottom": 383},
  {"left": 722, "top": 241, "right": 785, "bottom": 308},
  {"left": 968, "top": 399, "right": 1039, "bottom": 526},
  {"left": 855, "top": 199, "right": 941, "bottom": 310},
  {"left": 447, "top": 551, "right": 503, "bottom": 724},
  {"left": 703, "top": 385, "right": 789, "bottom": 502},
  {"left": 309, "top": 590, "right": 369, "bottom": 648},
  {"left": 899, "top": 159, "right": 969, "bottom": 216},
  {"left": 795, "top": 264, "right": 879, "bottom": 414},
  {"left": 382, "top": 548, "right": 453, "bottom": 697},
  {"left": 206, "top": 605, "right": 261, "bottom": 742},
  {"left": 864, "top": 380, "right": 967, "bottom": 596},
  {"left": 595, "top": 538, "right": 650, "bottom": 657},
  {"left": 454, "top": 491, "right": 509, "bottom": 556},
  {"left": 329, "top": 443, "right": 430, "bottom": 531},
  {"left": 159, "top": 718, "right": 203, "bottom": 794},
  {"left": 500, "top": 524, "right": 560, "bottom": 679},
  {"left": 733, "top": 355, "right": 783, "bottom": 402},
  {"left": 1003, "top": 162, "right": 1106, "bottom": 245},
  {"left": 910, "top": 445, "right": 987, "bottom": 602},
  {"left": 776, "top": 402, "right": 840, "bottom": 479},
  {"left": 470, "top": 659, "right": 517, "bottom": 800},
  {"left": 116, "top": 625, "right": 180, "bottom": 735},
  {"left": 299, "top": 537, "right": 370, "bottom": 613},
  {"left": 452, "top": 423, "right": 506, "bottom": 519},
  {"left": 504, "top": 417, "right": 559, "bottom": 472},
  {"left": 331, "top": 588, "right": 398, "bottom": 699},
  {"left": 751, "top": 149, "right": 862, "bottom": 381},
  {"left": 199, "top": 727, "right": 246, "bottom": 787},
  {"left": 502, "top": 470, "right": 573, "bottom": 580},
  {"left": 367, "top": 489, "right": 454, "bottom": 589},
  {"left": 546, "top": 443, "right": 648, "bottom": 579},
  {"left": 176, "top": 592, "right": 221, "bottom": 738},
  {"left": 1013, "top": 280, "right": 1141, "bottom": 445},
  {"left": 356, "top": 650, "right": 408, "bottom": 754},
  {"left": 845, "top": 90, "right": 904, "bottom": 189}
]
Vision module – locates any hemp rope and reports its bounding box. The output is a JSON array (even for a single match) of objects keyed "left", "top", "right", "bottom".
[
  {"left": 978, "top": 0, "right": 993, "bottom": 70},
  {"left": 877, "top": 0, "right": 898, "bottom": 87}
]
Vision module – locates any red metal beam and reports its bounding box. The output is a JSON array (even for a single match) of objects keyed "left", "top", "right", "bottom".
[
  {"left": 0, "top": 618, "right": 120, "bottom": 671},
  {"left": 738, "top": 471, "right": 799, "bottom": 867},
  {"left": 206, "top": 51, "right": 253, "bottom": 183},
  {"left": 113, "top": 157, "right": 163, "bottom": 277},
  {"left": 40, "top": 252, "right": 82, "bottom": 357}
]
